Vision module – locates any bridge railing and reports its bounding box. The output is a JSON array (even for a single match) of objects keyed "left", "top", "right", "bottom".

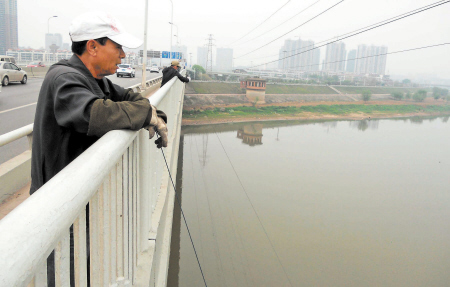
[
  {"left": 0, "top": 76, "right": 163, "bottom": 204},
  {"left": 0, "top": 73, "right": 184, "bottom": 287}
]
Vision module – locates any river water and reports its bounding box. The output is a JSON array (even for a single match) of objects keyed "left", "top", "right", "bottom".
[{"left": 168, "top": 116, "right": 450, "bottom": 287}]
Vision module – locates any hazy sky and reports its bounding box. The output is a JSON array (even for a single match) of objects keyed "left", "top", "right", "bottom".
[{"left": 17, "top": 0, "right": 450, "bottom": 78}]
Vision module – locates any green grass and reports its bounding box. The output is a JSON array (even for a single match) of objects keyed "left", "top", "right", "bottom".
[
  {"left": 183, "top": 105, "right": 450, "bottom": 119},
  {"left": 334, "top": 86, "right": 428, "bottom": 94}
]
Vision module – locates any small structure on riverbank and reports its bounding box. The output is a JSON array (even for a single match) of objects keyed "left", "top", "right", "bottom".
[{"left": 240, "top": 77, "right": 266, "bottom": 104}]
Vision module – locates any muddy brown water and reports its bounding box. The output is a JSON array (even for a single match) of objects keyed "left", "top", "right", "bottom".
[{"left": 168, "top": 116, "right": 450, "bottom": 287}]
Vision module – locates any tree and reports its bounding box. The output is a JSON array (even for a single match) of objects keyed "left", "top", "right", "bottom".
[
  {"left": 432, "top": 87, "right": 442, "bottom": 100},
  {"left": 413, "top": 90, "right": 427, "bottom": 102},
  {"left": 405, "top": 92, "right": 412, "bottom": 99},
  {"left": 402, "top": 79, "right": 411, "bottom": 85},
  {"left": 391, "top": 92, "right": 404, "bottom": 100},
  {"left": 192, "top": 65, "right": 206, "bottom": 74},
  {"left": 341, "top": 80, "right": 353, "bottom": 85},
  {"left": 362, "top": 90, "right": 372, "bottom": 101}
]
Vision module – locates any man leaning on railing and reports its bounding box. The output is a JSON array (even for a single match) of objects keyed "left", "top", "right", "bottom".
[{"left": 29, "top": 11, "right": 168, "bottom": 286}]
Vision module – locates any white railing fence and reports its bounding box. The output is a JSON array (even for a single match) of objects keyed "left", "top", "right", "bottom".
[{"left": 0, "top": 73, "right": 185, "bottom": 287}]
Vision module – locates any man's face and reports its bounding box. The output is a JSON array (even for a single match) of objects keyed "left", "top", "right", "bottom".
[
  {"left": 173, "top": 65, "right": 178, "bottom": 70},
  {"left": 93, "top": 39, "right": 125, "bottom": 78}
]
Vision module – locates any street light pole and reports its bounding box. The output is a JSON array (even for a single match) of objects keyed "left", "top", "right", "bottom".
[
  {"left": 169, "top": 0, "right": 173, "bottom": 60},
  {"left": 47, "top": 16, "right": 57, "bottom": 34},
  {"left": 169, "top": 22, "right": 179, "bottom": 45},
  {"left": 141, "top": 0, "right": 149, "bottom": 90}
]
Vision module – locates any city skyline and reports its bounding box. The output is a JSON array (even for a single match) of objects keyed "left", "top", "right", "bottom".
[{"left": 7, "top": 0, "right": 450, "bottom": 79}]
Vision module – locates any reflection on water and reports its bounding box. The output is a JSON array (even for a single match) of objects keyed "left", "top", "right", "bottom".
[
  {"left": 237, "top": 124, "right": 264, "bottom": 146},
  {"left": 348, "top": 119, "right": 380, "bottom": 131},
  {"left": 169, "top": 116, "right": 450, "bottom": 287}
]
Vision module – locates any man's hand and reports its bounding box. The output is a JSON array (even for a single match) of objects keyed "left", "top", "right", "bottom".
[{"left": 146, "top": 106, "right": 168, "bottom": 148}]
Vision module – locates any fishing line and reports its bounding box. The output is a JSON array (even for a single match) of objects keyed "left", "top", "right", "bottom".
[{"left": 159, "top": 141, "right": 208, "bottom": 287}]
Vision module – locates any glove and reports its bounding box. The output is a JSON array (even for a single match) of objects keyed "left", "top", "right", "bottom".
[{"left": 146, "top": 105, "right": 168, "bottom": 148}]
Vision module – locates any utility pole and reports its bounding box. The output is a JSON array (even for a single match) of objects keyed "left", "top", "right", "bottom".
[
  {"left": 205, "top": 34, "right": 215, "bottom": 73},
  {"left": 141, "top": 0, "right": 149, "bottom": 90}
]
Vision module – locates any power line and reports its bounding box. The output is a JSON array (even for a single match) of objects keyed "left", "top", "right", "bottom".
[
  {"left": 289, "top": 42, "right": 450, "bottom": 70},
  {"left": 247, "top": 0, "right": 449, "bottom": 61},
  {"left": 228, "top": 0, "right": 292, "bottom": 46},
  {"left": 250, "top": 0, "right": 450, "bottom": 68},
  {"left": 237, "top": 0, "right": 323, "bottom": 47},
  {"left": 160, "top": 146, "right": 208, "bottom": 287},
  {"left": 235, "top": 0, "right": 346, "bottom": 59},
  {"left": 212, "top": 131, "right": 294, "bottom": 287}
]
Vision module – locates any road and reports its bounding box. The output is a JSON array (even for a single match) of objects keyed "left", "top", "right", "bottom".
[{"left": 0, "top": 71, "right": 161, "bottom": 164}]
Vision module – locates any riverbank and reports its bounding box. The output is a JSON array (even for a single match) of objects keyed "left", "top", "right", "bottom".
[{"left": 182, "top": 100, "right": 450, "bottom": 125}]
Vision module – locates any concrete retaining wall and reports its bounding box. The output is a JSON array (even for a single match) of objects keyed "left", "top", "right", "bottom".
[{"left": 22, "top": 67, "right": 50, "bottom": 78}]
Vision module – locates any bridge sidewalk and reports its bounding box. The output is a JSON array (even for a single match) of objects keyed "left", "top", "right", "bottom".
[{"left": 0, "top": 182, "right": 30, "bottom": 220}]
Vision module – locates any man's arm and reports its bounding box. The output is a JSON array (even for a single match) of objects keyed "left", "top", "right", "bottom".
[
  {"left": 53, "top": 72, "right": 152, "bottom": 137},
  {"left": 175, "top": 70, "right": 190, "bottom": 83}
]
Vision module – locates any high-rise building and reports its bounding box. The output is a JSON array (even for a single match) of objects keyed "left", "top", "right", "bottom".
[
  {"left": 346, "top": 49, "right": 357, "bottom": 73},
  {"left": 355, "top": 44, "right": 387, "bottom": 75},
  {"left": 278, "top": 38, "right": 320, "bottom": 72},
  {"left": 0, "top": 0, "right": 19, "bottom": 54},
  {"left": 322, "top": 42, "right": 346, "bottom": 72},
  {"left": 197, "top": 46, "right": 208, "bottom": 69},
  {"left": 45, "top": 33, "right": 63, "bottom": 51},
  {"left": 216, "top": 48, "right": 233, "bottom": 72}
]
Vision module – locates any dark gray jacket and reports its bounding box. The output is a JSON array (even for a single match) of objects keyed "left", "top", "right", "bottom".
[
  {"left": 30, "top": 55, "right": 152, "bottom": 194},
  {"left": 161, "top": 66, "right": 189, "bottom": 87}
]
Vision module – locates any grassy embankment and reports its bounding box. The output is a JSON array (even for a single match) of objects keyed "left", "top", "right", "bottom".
[
  {"left": 183, "top": 104, "right": 450, "bottom": 120},
  {"left": 333, "top": 86, "right": 427, "bottom": 94},
  {"left": 187, "top": 82, "right": 426, "bottom": 95},
  {"left": 187, "top": 82, "right": 337, "bottom": 94}
]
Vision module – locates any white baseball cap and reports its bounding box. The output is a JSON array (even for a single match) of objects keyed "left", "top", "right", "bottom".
[{"left": 69, "top": 11, "right": 143, "bottom": 48}]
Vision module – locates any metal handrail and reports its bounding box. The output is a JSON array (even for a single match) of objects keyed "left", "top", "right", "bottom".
[
  {"left": 0, "top": 124, "right": 33, "bottom": 147},
  {"left": 0, "top": 72, "right": 183, "bottom": 286},
  {"left": 0, "top": 76, "right": 162, "bottom": 148}
]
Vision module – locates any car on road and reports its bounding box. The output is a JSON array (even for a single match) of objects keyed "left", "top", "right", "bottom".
[
  {"left": 116, "top": 64, "right": 135, "bottom": 77},
  {"left": 27, "top": 62, "right": 46, "bottom": 67},
  {"left": 149, "top": 66, "right": 160, "bottom": 73},
  {"left": 0, "top": 55, "right": 16, "bottom": 64},
  {"left": 0, "top": 61, "right": 27, "bottom": 86}
]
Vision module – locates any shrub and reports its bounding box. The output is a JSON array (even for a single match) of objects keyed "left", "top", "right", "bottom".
[
  {"left": 413, "top": 90, "right": 427, "bottom": 102},
  {"left": 361, "top": 90, "right": 372, "bottom": 101},
  {"left": 405, "top": 92, "right": 411, "bottom": 99},
  {"left": 391, "top": 92, "right": 404, "bottom": 100}
]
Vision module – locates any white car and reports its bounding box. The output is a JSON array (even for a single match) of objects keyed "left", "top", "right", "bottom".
[
  {"left": 116, "top": 64, "right": 135, "bottom": 78},
  {"left": 146, "top": 65, "right": 159, "bottom": 73},
  {"left": 149, "top": 66, "right": 160, "bottom": 73},
  {"left": 0, "top": 61, "right": 27, "bottom": 86}
]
